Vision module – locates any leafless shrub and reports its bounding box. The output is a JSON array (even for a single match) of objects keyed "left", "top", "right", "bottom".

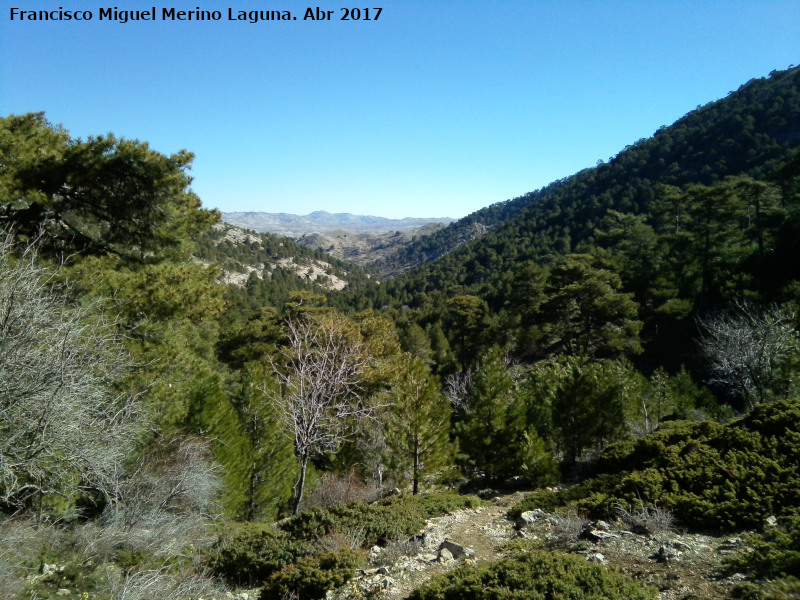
[
  {"left": 0, "top": 234, "right": 145, "bottom": 514},
  {"left": 374, "top": 533, "right": 423, "bottom": 565},
  {"left": 445, "top": 368, "right": 474, "bottom": 412},
  {"left": 303, "top": 471, "right": 382, "bottom": 511},
  {"left": 355, "top": 424, "right": 389, "bottom": 488},
  {"left": 0, "top": 517, "right": 88, "bottom": 598},
  {"left": 0, "top": 518, "right": 40, "bottom": 598},
  {"left": 81, "top": 436, "right": 221, "bottom": 560},
  {"left": 446, "top": 352, "right": 518, "bottom": 413},
  {"left": 110, "top": 567, "right": 225, "bottom": 600},
  {"left": 545, "top": 509, "right": 586, "bottom": 546},
  {"left": 317, "top": 527, "right": 366, "bottom": 552},
  {"left": 698, "top": 300, "right": 798, "bottom": 409},
  {"left": 615, "top": 502, "right": 674, "bottom": 537}
]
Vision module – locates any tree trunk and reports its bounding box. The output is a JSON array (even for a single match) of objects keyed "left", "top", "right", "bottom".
[
  {"left": 293, "top": 453, "right": 310, "bottom": 515},
  {"left": 412, "top": 438, "right": 420, "bottom": 495}
]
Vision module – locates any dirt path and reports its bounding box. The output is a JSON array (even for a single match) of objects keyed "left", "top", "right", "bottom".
[
  {"left": 332, "top": 494, "right": 521, "bottom": 599},
  {"left": 334, "top": 492, "right": 745, "bottom": 600},
  {"left": 388, "top": 499, "right": 515, "bottom": 598}
]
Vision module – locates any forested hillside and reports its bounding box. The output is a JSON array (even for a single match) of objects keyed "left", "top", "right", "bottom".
[
  {"left": 194, "top": 222, "right": 374, "bottom": 316},
  {"left": 1, "top": 66, "right": 799, "bottom": 600},
  {"left": 340, "top": 66, "right": 800, "bottom": 384},
  {"left": 372, "top": 67, "right": 800, "bottom": 289}
]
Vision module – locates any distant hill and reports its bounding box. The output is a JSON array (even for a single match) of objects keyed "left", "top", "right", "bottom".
[
  {"left": 193, "top": 223, "right": 375, "bottom": 313},
  {"left": 220, "top": 210, "right": 454, "bottom": 237},
  {"left": 294, "top": 223, "right": 452, "bottom": 278}
]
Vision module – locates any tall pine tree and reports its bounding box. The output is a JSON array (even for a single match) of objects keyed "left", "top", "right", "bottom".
[{"left": 384, "top": 357, "right": 452, "bottom": 494}]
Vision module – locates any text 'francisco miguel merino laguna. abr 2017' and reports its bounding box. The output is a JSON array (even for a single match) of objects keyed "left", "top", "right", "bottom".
[{"left": 8, "top": 6, "right": 383, "bottom": 23}]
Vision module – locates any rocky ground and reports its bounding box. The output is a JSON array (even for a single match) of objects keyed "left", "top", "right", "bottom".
[{"left": 332, "top": 492, "right": 751, "bottom": 600}]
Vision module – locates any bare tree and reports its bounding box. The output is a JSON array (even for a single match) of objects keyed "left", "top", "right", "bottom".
[
  {"left": 445, "top": 352, "right": 517, "bottom": 413},
  {"left": 444, "top": 367, "right": 474, "bottom": 412},
  {"left": 0, "top": 235, "right": 143, "bottom": 515},
  {"left": 699, "top": 301, "right": 798, "bottom": 410},
  {"left": 263, "top": 315, "right": 375, "bottom": 514},
  {"left": 87, "top": 436, "right": 221, "bottom": 559}
]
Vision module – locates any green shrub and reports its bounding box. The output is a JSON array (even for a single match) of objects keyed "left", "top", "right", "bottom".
[
  {"left": 210, "top": 493, "right": 482, "bottom": 588},
  {"left": 734, "top": 578, "right": 800, "bottom": 600},
  {"left": 280, "top": 492, "right": 483, "bottom": 546},
  {"left": 727, "top": 514, "right": 800, "bottom": 580},
  {"left": 207, "top": 523, "right": 316, "bottom": 586},
  {"left": 259, "top": 549, "right": 364, "bottom": 600},
  {"left": 409, "top": 550, "right": 656, "bottom": 600},
  {"left": 510, "top": 399, "right": 800, "bottom": 533}
]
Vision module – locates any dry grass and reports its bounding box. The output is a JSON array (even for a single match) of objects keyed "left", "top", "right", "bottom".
[
  {"left": 545, "top": 509, "right": 586, "bottom": 547},
  {"left": 614, "top": 502, "right": 674, "bottom": 537}
]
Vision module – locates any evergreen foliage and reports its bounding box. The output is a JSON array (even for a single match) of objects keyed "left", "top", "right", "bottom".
[
  {"left": 511, "top": 398, "right": 800, "bottom": 532},
  {"left": 3, "top": 65, "right": 800, "bottom": 600},
  {"left": 455, "top": 346, "right": 553, "bottom": 481},
  {"left": 340, "top": 67, "right": 800, "bottom": 380},
  {"left": 409, "top": 549, "right": 656, "bottom": 600},
  {"left": 383, "top": 357, "right": 453, "bottom": 494},
  {"left": 0, "top": 112, "right": 217, "bottom": 261}
]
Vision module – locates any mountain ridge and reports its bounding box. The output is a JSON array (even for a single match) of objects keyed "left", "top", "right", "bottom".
[
  {"left": 363, "top": 66, "right": 800, "bottom": 285},
  {"left": 221, "top": 210, "right": 454, "bottom": 237}
]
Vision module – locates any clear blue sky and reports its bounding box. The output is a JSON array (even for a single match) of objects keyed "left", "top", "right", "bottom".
[{"left": 2, "top": 1, "right": 798, "bottom": 219}]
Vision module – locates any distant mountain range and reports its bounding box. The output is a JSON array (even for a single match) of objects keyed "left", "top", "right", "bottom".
[{"left": 221, "top": 210, "right": 455, "bottom": 237}]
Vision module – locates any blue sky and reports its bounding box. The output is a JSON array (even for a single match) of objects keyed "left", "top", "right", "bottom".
[{"left": 2, "top": 1, "right": 798, "bottom": 219}]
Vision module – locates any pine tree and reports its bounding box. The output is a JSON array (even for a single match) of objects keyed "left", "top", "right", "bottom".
[
  {"left": 384, "top": 357, "right": 452, "bottom": 494},
  {"left": 236, "top": 362, "right": 297, "bottom": 520},
  {"left": 455, "top": 346, "right": 526, "bottom": 480},
  {"left": 541, "top": 254, "right": 643, "bottom": 357}
]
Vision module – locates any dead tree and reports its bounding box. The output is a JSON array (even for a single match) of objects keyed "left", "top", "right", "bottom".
[
  {"left": 698, "top": 301, "right": 798, "bottom": 410},
  {"left": 0, "top": 235, "right": 143, "bottom": 516},
  {"left": 263, "top": 315, "right": 374, "bottom": 514}
]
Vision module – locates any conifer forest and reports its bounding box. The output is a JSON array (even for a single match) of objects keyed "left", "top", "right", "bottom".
[{"left": 1, "top": 66, "right": 800, "bottom": 600}]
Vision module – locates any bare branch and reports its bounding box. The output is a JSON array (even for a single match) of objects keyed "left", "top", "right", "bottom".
[
  {"left": 698, "top": 300, "right": 798, "bottom": 409},
  {"left": 261, "top": 314, "right": 377, "bottom": 513},
  {"left": 445, "top": 367, "right": 474, "bottom": 412},
  {"left": 0, "top": 233, "right": 145, "bottom": 513}
]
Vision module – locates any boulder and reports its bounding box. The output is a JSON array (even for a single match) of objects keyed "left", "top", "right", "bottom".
[
  {"left": 437, "top": 547, "right": 454, "bottom": 563},
  {"left": 594, "top": 520, "right": 613, "bottom": 531},
  {"left": 586, "top": 552, "right": 605, "bottom": 563},
  {"left": 439, "top": 539, "right": 475, "bottom": 559},
  {"left": 579, "top": 525, "right": 618, "bottom": 543},
  {"left": 517, "top": 509, "right": 544, "bottom": 527}
]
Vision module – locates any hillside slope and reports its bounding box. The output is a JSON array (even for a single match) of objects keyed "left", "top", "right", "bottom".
[
  {"left": 194, "top": 223, "right": 374, "bottom": 313},
  {"left": 365, "top": 66, "right": 800, "bottom": 302},
  {"left": 222, "top": 210, "right": 454, "bottom": 237},
  {"left": 296, "top": 223, "right": 449, "bottom": 278}
]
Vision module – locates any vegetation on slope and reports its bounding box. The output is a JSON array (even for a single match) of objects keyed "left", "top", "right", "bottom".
[
  {"left": 1, "top": 66, "right": 800, "bottom": 599},
  {"left": 511, "top": 398, "right": 800, "bottom": 532},
  {"left": 370, "top": 66, "right": 800, "bottom": 298}
]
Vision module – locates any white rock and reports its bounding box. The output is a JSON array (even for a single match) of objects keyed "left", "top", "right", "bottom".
[
  {"left": 517, "top": 509, "right": 544, "bottom": 526},
  {"left": 439, "top": 539, "right": 469, "bottom": 558},
  {"left": 587, "top": 552, "right": 605, "bottom": 563},
  {"left": 595, "top": 520, "right": 613, "bottom": 531},
  {"left": 765, "top": 515, "right": 778, "bottom": 528}
]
